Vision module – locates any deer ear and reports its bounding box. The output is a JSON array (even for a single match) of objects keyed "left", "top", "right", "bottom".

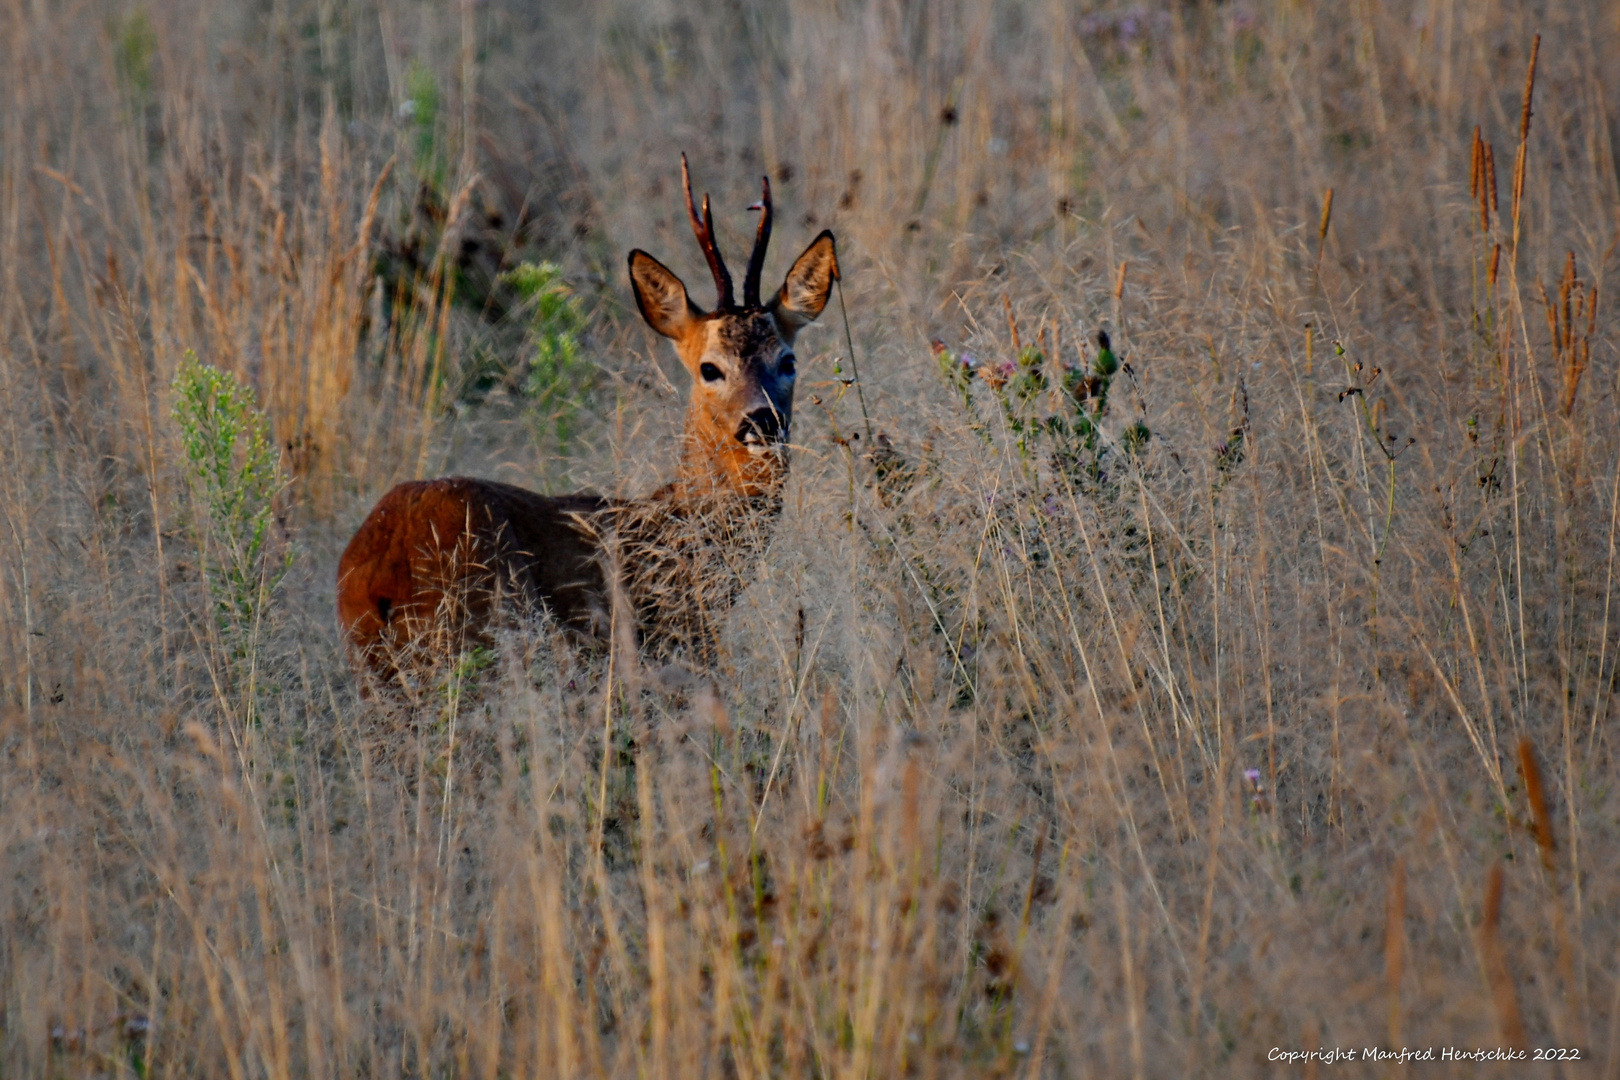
[
  {"left": 629, "top": 250, "right": 703, "bottom": 339},
  {"left": 769, "top": 230, "right": 838, "bottom": 338}
]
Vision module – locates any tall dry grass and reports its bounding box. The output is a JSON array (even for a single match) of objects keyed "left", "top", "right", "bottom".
[{"left": 2, "top": 0, "right": 1619, "bottom": 1076}]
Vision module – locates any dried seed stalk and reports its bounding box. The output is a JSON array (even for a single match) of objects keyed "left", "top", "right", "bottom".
[
  {"left": 1510, "top": 35, "right": 1539, "bottom": 230},
  {"left": 1539, "top": 254, "right": 1599, "bottom": 416},
  {"left": 1480, "top": 862, "right": 1526, "bottom": 1049},
  {"left": 1517, "top": 738, "right": 1557, "bottom": 873}
]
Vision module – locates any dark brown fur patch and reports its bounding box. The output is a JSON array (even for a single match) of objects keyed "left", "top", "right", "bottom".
[{"left": 714, "top": 311, "right": 782, "bottom": 360}]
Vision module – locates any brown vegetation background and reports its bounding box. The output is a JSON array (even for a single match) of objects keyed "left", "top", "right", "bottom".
[{"left": 2, "top": 0, "right": 1619, "bottom": 1075}]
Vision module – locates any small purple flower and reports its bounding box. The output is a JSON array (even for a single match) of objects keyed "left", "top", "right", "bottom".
[{"left": 1243, "top": 769, "right": 1270, "bottom": 811}]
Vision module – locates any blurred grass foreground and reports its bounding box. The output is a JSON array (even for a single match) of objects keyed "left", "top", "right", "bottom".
[{"left": 2, "top": 1, "right": 1620, "bottom": 1076}]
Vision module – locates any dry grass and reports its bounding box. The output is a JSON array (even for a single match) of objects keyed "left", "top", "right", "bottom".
[{"left": 3, "top": 0, "right": 1620, "bottom": 1076}]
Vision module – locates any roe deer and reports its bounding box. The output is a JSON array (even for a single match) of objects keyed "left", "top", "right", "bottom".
[{"left": 337, "top": 155, "right": 838, "bottom": 685}]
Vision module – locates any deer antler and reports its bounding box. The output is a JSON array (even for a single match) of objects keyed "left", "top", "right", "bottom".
[
  {"left": 681, "top": 153, "right": 734, "bottom": 310},
  {"left": 743, "top": 175, "right": 773, "bottom": 308}
]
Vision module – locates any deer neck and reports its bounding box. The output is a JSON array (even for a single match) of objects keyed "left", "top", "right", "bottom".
[
  {"left": 671, "top": 419, "right": 789, "bottom": 508},
  {"left": 609, "top": 422, "right": 786, "bottom": 661}
]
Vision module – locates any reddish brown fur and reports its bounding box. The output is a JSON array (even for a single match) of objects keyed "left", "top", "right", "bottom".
[
  {"left": 336, "top": 479, "right": 610, "bottom": 673},
  {"left": 337, "top": 160, "right": 837, "bottom": 685}
]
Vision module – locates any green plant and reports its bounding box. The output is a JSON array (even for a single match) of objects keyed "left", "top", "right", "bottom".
[
  {"left": 503, "top": 261, "right": 592, "bottom": 450},
  {"left": 933, "top": 327, "right": 1150, "bottom": 491},
  {"left": 404, "top": 59, "right": 443, "bottom": 188},
  {"left": 930, "top": 339, "right": 989, "bottom": 446},
  {"left": 170, "top": 352, "right": 291, "bottom": 649},
  {"left": 113, "top": 10, "right": 157, "bottom": 110},
  {"left": 1049, "top": 330, "right": 1150, "bottom": 488},
  {"left": 991, "top": 344, "right": 1050, "bottom": 465}
]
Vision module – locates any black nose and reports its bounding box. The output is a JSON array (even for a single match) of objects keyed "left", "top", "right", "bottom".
[{"left": 736, "top": 408, "right": 784, "bottom": 446}]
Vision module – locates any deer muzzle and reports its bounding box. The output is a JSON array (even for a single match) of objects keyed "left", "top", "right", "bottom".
[{"left": 736, "top": 407, "right": 787, "bottom": 452}]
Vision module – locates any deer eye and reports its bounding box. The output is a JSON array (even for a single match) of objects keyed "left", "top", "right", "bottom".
[
  {"left": 779, "top": 354, "right": 796, "bottom": 378},
  {"left": 700, "top": 362, "right": 725, "bottom": 383}
]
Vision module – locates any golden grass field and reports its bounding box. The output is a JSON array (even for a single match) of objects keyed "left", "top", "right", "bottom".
[{"left": 2, "top": 0, "right": 1619, "bottom": 1075}]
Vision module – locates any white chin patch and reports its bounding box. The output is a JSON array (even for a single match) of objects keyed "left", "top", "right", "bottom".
[{"left": 742, "top": 437, "right": 788, "bottom": 457}]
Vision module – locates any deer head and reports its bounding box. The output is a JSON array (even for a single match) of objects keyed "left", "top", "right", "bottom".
[{"left": 629, "top": 155, "right": 838, "bottom": 498}]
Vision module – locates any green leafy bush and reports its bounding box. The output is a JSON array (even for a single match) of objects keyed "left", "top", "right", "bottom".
[
  {"left": 113, "top": 10, "right": 157, "bottom": 107},
  {"left": 503, "top": 261, "right": 592, "bottom": 450},
  {"left": 404, "top": 59, "right": 443, "bottom": 188},
  {"left": 170, "top": 352, "right": 291, "bottom": 648}
]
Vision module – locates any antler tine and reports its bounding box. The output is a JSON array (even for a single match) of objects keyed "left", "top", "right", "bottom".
[
  {"left": 743, "top": 175, "right": 773, "bottom": 308},
  {"left": 681, "top": 153, "right": 734, "bottom": 310}
]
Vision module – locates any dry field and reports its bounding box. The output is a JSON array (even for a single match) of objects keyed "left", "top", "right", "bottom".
[{"left": 2, "top": 0, "right": 1619, "bottom": 1076}]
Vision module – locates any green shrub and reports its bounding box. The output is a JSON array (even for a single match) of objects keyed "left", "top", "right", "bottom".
[
  {"left": 113, "top": 10, "right": 157, "bottom": 108},
  {"left": 404, "top": 59, "right": 443, "bottom": 188},
  {"left": 503, "top": 261, "right": 592, "bottom": 450},
  {"left": 170, "top": 352, "right": 291, "bottom": 651}
]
